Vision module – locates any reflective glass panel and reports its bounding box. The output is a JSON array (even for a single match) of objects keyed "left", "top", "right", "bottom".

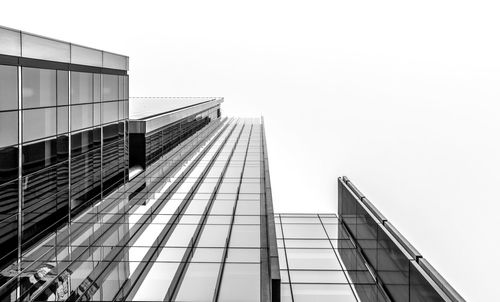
[
  {"left": 0, "top": 111, "right": 18, "bottom": 148},
  {"left": 22, "top": 67, "right": 56, "bottom": 108},
  {"left": 0, "top": 65, "right": 18, "bottom": 111},
  {"left": 71, "top": 104, "right": 93, "bottom": 131},
  {"left": 23, "top": 108, "right": 56, "bottom": 142},
  {"left": 71, "top": 72, "right": 93, "bottom": 104}
]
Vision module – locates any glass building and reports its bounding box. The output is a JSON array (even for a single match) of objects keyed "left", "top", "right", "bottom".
[
  {"left": 0, "top": 26, "right": 464, "bottom": 302},
  {"left": 0, "top": 25, "right": 129, "bottom": 276}
]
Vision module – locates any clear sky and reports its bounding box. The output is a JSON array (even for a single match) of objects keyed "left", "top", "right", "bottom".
[{"left": 4, "top": 1, "right": 499, "bottom": 300}]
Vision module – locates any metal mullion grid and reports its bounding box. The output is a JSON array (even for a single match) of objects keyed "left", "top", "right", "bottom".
[
  {"left": 26, "top": 119, "right": 231, "bottom": 302},
  {"left": 67, "top": 66, "right": 73, "bottom": 255},
  {"left": 212, "top": 123, "right": 254, "bottom": 302},
  {"left": 17, "top": 65, "right": 22, "bottom": 301},
  {"left": 164, "top": 122, "right": 249, "bottom": 302},
  {"left": 112, "top": 120, "right": 240, "bottom": 302},
  {"left": 317, "top": 214, "right": 361, "bottom": 302},
  {"left": 2, "top": 73, "right": 113, "bottom": 296},
  {"left": 278, "top": 214, "right": 294, "bottom": 302},
  {"left": 73, "top": 120, "right": 236, "bottom": 301},
  {"left": 2, "top": 114, "right": 222, "bottom": 299}
]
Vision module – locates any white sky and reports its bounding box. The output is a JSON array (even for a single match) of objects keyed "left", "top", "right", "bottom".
[{"left": 4, "top": 0, "right": 499, "bottom": 300}]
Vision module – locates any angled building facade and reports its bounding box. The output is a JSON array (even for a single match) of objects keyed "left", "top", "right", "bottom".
[
  {"left": 0, "top": 26, "right": 464, "bottom": 302},
  {"left": 0, "top": 26, "right": 129, "bottom": 272}
]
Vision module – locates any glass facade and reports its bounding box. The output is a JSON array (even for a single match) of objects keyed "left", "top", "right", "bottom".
[
  {"left": 0, "top": 118, "right": 280, "bottom": 302},
  {"left": 0, "top": 27, "right": 129, "bottom": 275},
  {"left": 0, "top": 26, "right": 464, "bottom": 302},
  {"left": 337, "top": 177, "right": 465, "bottom": 302}
]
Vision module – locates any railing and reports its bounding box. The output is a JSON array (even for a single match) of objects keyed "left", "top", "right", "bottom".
[{"left": 338, "top": 176, "right": 465, "bottom": 302}]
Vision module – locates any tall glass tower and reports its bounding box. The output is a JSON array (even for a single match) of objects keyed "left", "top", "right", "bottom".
[{"left": 0, "top": 26, "right": 464, "bottom": 302}]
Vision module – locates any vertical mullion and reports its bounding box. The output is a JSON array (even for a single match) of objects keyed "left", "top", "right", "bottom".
[
  {"left": 318, "top": 215, "right": 360, "bottom": 302},
  {"left": 212, "top": 123, "right": 253, "bottom": 302},
  {"left": 279, "top": 214, "right": 294, "bottom": 302},
  {"left": 17, "top": 65, "right": 22, "bottom": 289},
  {"left": 164, "top": 121, "right": 246, "bottom": 302}
]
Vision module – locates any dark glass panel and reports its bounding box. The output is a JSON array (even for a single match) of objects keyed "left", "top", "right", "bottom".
[
  {"left": 0, "top": 210, "right": 18, "bottom": 270},
  {"left": 71, "top": 129, "right": 94, "bottom": 157},
  {"left": 103, "top": 123, "right": 119, "bottom": 143},
  {"left": 0, "top": 111, "right": 18, "bottom": 148},
  {"left": 22, "top": 138, "right": 57, "bottom": 175},
  {"left": 57, "top": 135, "right": 69, "bottom": 162},
  {"left": 102, "top": 74, "right": 118, "bottom": 101},
  {"left": 0, "top": 179, "right": 18, "bottom": 219},
  {"left": 70, "top": 150, "right": 100, "bottom": 217},
  {"left": 0, "top": 65, "right": 18, "bottom": 111},
  {"left": 409, "top": 262, "right": 444, "bottom": 302},
  {"left": 23, "top": 107, "right": 57, "bottom": 142},
  {"left": 71, "top": 71, "right": 92, "bottom": 104},
  {"left": 377, "top": 227, "right": 410, "bottom": 301},
  {"left": 143, "top": 110, "right": 212, "bottom": 167},
  {"left": 71, "top": 104, "right": 93, "bottom": 131},
  {"left": 0, "top": 144, "right": 18, "bottom": 185},
  {"left": 22, "top": 67, "right": 56, "bottom": 109},
  {"left": 21, "top": 162, "right": 68, "bottom": 250},
  {"left": 57, "top": 70, "right": 69, "bottom": 106}
]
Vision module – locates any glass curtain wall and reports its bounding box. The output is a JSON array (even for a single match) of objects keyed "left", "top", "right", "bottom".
[
  {"left": 0, "top": 118, "right": 276, "bottom": 302},
  {"left": 0, "top": 62, "right": 128, "bottom": 272}
]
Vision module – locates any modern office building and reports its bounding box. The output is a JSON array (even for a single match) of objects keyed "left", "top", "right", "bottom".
[
  {"left": 0, "top": 26, "right": 129, "bottom": 275},
  {"left": 0, "top": 26, "right": 464, "bottom": 302}
]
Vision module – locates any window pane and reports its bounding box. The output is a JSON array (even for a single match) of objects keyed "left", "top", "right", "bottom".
[
  {"left": 57, "top": 106, "right": 68, "bottom": 134},
  {"left": 93, "top": 103, "right": 101, "bottom": 126},
  {"left": 131, "top": 262, "right": 178, "bottom": 301},
  {"left": 0, "top": 65, "right": 18, "bottom": 111},
  {"left": 226, "top": 248, "right": 260, "bottom": 263},
  {"left": 118, "top": 75, "right": 124, "bottom": 100},
  {"left": 191, "top": 247, "right": 224, "bottom": 262},
  {"left": 0, "top": 147, "right": 19, "bottom": 184},
  {"left": 218, "top": 263, "right": 260, "bottom": 302},
  {"left": 57, "top": 70, "right": 68, "bottom": 105},
  {"left": 71, "top": 72, "right": 92, "bottom": 104},
  {"left": 102, "top": 101, "right": 118, "bottom": 124},
  {"left": 286, "top": 249, "right": 342, "bottom": 270},
  {"left": 102, "top": 74, "right": 118, "bottom": 101},
  {"left": 291, "top": 284, "right": 357, "bottom": 302},
  {"left": 229, "top": 225, "right": 260, "bottom": 248},
  {"left": 289, "top": 270, "right": 348, "bottom": 283},
  {"left": 93, "top": 74, "right": 101, "bottom": 102},
  {"left": 71, "top": 104, "right": 93, "bottom": 131},
  {"left": 0, "top": 111, "right": 18, "bottom": 148},
  {"left": 23, "top": 108, "right": 56, "bottom": 142},
  {"left": 175, "top": 263, "right": 220, "bottom": 301},
  {"left": 282, "top": 224, "right": 327, "bottom": 239},
  {"left": 22, "top": 67, "right": 56, "bottom": 108}
]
